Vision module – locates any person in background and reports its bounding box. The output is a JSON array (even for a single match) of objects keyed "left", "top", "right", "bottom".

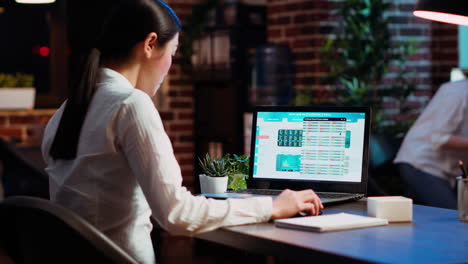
[
  {"left": 41, "top": 0, "right": 323, "bottom": 263},
  {"left": 394, "top": 79, "right": 468, "bottom": 209}
]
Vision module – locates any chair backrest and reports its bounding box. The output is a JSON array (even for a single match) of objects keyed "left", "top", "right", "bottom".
[
  {"left": 0, "top": 196, "right": 138, "bottom": 264},
  {"left": 0, "top": 138, "right": 49, "bottom": 199}
]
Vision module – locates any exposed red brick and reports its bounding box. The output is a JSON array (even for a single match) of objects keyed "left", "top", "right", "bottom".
[
  {"left": 401, "top": 101, "right": 422, "bottom": 108},
  {"left": 160, "top": 111, "right": 175, "bottom": 121},
  {"left": 0, "top": 127, "right": 25, "bottom": 139},
  {"left": 408, "top": 53, "right": 431, "bottom": 61},
  {"left": 433, "top": 40, "right": 458, "bottom": 49},
  {"left": 9, "top": 117, "right": 39, "bottom": 125},
  {"left": 179, "top": 90, "right": 193, "bottom": 97},
  {"left": 398, "top": 4, "right": 414, "bottom": 12},
  {"left": 432, "top": 52, "right": 458, "bottom": 61},
  {"left": 175, "top": 13, "right": 188, "bottom": 22},
  {"left": 181, "top": 168, "right": 194, "bottom": 178},
  {"left": 400, "top": 28, "right": 428, "bottom": 36},
  {"left": 433, "top": 28, "right": 458, "bottom": 35},
  {"left": 285, "top": 27, "right": 300, "bottom": 37},
  {"left": 389, "top": 16, "right": 410, "bottom": 24},
  {"left": 301, "top": 25, "right": 320, "bottom": 35},
  {"left": 170, "top": 123, "right": 193, "bottom": 132},
  {"left": 169, "top": 90, "right": 178, "bottom": 97},
  {"left": 295, "top": 51, "right": 316, "bottom": 60},
  {"left": 0, "top": 117, "right": 6, "bottom": 125},
  {"left": 293, "top": 14, "right": 308, "bottom": 24},
  {"left": 178, "top": 112, "right": 193, "bottom": 120},
  {"left": 169, "top": 101, "right": 192, "bottom": 109},
  {"left": 169, "top": 67, "right": 180, "bottom": 75},
  {"left": 170, "top": 79, "right": 192, "bottom": 86},
  {"left": 286, "top": 3, "right": 300, "bottom": 11},
  {"left": 268, "top": 28, "right": 282, "bottom": 38},
  {"left": 381, "top": 102, "right": 398, "bottom": 109},
  {"left": 177, "top": 157, "right": 194, "bottom": 166},
  {"left": 414, "top": 90, "right": 433, "bottom": 97},
  {"left": 169, "top": 3, "right": 192, "bottom": 10},
  {"left": 174, "top": 145, "right": 194, "bottom": 154},
  {"left": 38, "top": 116, "right": 51, "bottom": 124},
  {"left": 179, "top": 135, "right": 194, "bottom": 142},
  {"left": 267, "top": 0, "right": 457, "bottom": 121},
  {"left": 168, "top": 136, "right": 176, "bottom": 144},
  {"left": 268, "top": 5, "right": 286, "bottom": 14},
  {"left": 277, "top": 16, "right": 291, "bottom": 25},
  {"left": 292, "top": 39, "right": 312, "bottom": 48}
]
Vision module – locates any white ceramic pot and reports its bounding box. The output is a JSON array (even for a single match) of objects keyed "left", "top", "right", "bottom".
[
  {"left": 199, "top": 174, "right": 228, "bottom": 194},
  {"left": 0, "top": 88, "right": 36, "bottom": 110}
]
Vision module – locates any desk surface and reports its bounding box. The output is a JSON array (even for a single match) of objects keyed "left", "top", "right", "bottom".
[{"left": 196, "top": 201, "right": 468, "bottom": 264}]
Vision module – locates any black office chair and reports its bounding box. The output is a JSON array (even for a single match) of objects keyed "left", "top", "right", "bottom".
[
  {"left": 0, "top": 138, "right": 49, "bottom": 199},
  {"left": 0, "top": 196, "right": 138, "bottom": 264},
  {"left": 368, "top": 134, "right": 407, "bottom": 196}
]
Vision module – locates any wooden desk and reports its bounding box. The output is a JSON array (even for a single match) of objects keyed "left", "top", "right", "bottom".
[{"left": 196, "top": 201, "right": 468, "bottom": 264}]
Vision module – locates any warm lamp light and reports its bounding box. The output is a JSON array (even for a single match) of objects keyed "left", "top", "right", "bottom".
[
  {"left": 15, "top": 0, "right": 55, "bottom": 3},
  {"left": 414, "top": 0, "right": 468, "bottom": 26}
]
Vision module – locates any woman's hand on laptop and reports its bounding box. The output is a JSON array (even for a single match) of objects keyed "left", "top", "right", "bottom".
[{"left": 271, "top": 189, "right": 324, "bottom": 219}]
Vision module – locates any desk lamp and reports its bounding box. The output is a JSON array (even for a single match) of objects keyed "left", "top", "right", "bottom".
[{"left": 414, "top": 0, "right": 468, "bottom": 26}]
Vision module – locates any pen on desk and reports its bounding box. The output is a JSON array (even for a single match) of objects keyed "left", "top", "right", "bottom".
[{"left": 458, "top": 160, "right": 467, "bottom": 178}]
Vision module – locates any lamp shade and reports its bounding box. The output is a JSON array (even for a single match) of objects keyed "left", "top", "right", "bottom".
[
  {"left": 15, "top": 0, "right": 55, "bottom": 3},
  {"left": 414, "top": 0, "right": 468, "bottom": 26}
]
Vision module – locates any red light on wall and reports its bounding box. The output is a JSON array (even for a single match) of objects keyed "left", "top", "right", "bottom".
[
  {"left": 414, "top": 10, "right": 468, "bottom": 26},
  {"left": 39, "top": 46, "right": 50, "bottom": 56}
]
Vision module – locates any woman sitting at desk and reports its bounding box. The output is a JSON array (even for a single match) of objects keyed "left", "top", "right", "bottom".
[{"left": 41, "top": 0, "right": 323, "bottom": 263}]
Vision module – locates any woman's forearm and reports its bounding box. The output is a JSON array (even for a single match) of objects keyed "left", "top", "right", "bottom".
[{"left": 440, "top": 135, "right": 468, "bottom": 150}]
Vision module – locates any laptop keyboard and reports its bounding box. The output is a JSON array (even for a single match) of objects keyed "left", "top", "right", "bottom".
[
  {"left": 228, "top": 189, "right": 358, "bottom": 199},
  {"left": 227, "top": 189, "right": 283, "bottom": 196},
  {"left": 316, "top": 192, "right": 356, "bottom": 199}
]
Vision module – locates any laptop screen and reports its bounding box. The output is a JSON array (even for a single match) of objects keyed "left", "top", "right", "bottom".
[{"left": 249, "top": 106, "right": 370, "bottom": 193}]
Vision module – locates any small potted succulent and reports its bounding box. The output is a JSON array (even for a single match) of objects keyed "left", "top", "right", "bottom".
[
  {"left": 198, "top": 153, "right": 229, "bottom": 194},
  {"left": 0, "top": 73, "right": 35, "bottom": 110}
]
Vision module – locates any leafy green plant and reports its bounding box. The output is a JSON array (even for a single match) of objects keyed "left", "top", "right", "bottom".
[
  {"left": 0, "top": 73, "right": 34, "bottom": 88},
  {"left": 224, "top": 154, "right": 250, "bottom": 191},
  {"left": 198, "top": 153, "right": 229, "bottom": 177},
  {"left": 224, "top": 154, "right": 249, "bottom": 175},
  {"left": 317, "top": 0, "right": 418, "bottom": 137}
]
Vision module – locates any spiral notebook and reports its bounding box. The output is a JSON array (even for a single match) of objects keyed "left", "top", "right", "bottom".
[{"left": 274, "top": 213, "right": 388, "bottom": 232}]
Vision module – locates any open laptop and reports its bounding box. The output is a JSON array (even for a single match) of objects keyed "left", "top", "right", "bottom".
[{"left": 204, "top": 106, "right": 371, "bottom": 206}]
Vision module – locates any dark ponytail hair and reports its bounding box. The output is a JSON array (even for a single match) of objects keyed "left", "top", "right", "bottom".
[{"left": 50, "top": 0, "right": 181, "bottom": 160}]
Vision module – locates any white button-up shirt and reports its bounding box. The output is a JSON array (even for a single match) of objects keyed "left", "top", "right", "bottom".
[
  {"left": 394, "top": 79, "right": 468, "bottom": 182},
  {"left": 42, "top": 68, "right": 272, "bottom": 264}
]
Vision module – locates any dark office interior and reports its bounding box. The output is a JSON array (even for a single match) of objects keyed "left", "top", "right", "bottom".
[{"left": 0, "top": 0, "right": 467, "bottom": 263}]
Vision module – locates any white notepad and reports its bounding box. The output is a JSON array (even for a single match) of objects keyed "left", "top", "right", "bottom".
[{"left": 274, "top": 213, "right": 388, "bottom": 232}]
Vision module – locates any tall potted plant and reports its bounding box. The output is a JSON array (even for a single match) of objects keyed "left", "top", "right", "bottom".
[
  {"left": 310, "top": 0, "right": 418, "bottom": 195},
  {"left": 300, "top": 0, "right": 418, "bottom": 139}
]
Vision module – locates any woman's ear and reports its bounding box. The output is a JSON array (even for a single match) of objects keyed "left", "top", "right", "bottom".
[{"left": 143, "top": 32, "right": 158, "bottom": 58}]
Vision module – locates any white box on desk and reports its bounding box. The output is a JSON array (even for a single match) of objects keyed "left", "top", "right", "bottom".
[{"left": 367, "top": 196, "right": 413, "bottom": 222}]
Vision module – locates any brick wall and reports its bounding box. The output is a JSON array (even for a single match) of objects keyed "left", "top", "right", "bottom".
[
  {"left": 266, "top": 0, "right": 459, "bottom": 122},
  {"left": 0, "top": 109, "right": 54, "bottom": 147},
  {"left": 162, "top": 0, "right": 201, "bottom": 191},
  {"left": 0, "top": 0, "right": 459, "bottom": 190}
]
